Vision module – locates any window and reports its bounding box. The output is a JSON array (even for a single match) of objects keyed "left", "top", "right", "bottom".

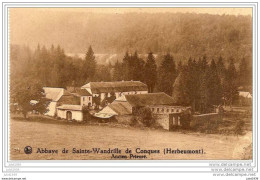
[
  {"left": 171, "top": 109, "right": 174, "bottom": 112},
  {"left": 176, "top": 109, "right": 179, "bottom": 112},
  {"left": 152, "top": 108, "right": 154, "bottom": 112},
  {"left": 83, "top": 97, "right": 85, "bottom": 101},
  {"left": 89, "top": 97, "right": 91, "bottom": 101},
  {"left": 167, "top": 109, "right": 169, "bottom": 113},
  {"left": 157, "top": 108, "right": 159, "bottom": 112},
  {"left": 162, "top": 108, "right": 164, "bottom": 113}
]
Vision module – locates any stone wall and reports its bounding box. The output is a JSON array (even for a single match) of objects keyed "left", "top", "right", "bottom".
[{"left": 153, "top": 114, "right": 170, "bottom": 130}]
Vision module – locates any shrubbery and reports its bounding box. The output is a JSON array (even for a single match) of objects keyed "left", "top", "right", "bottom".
[
  {"left": 82, "top": 105, "right": 91, "bottom": 122},
  {"left": 136, "top": 107, "right": 155, "bottom": 127},
  {"left": 234, "top": 119, "right": 245, "bottom": 136}
]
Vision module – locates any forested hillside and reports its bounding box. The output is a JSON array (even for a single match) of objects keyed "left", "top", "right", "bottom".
[
  {"left": 11, "top": 11, "right": 252, "bottom": 64},
  {"left": 10, "top": 11, "right": 252, "bottom": 113}
]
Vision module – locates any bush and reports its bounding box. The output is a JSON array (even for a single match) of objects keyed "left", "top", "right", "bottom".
[
  {"left": 136, "top": 107, "right": 155, "bottom": 127},
  {"left": 180, "top": 113, "right": 191, "bottom": 129},
  {"left": 130, "top": 116, "right": 138, "bottom": 126},
  {"left": 82, "top": 105, "right": 91, "bottom": 122},
  {"left": 234, "top": 119, "right": 245, "bottom": 135}
]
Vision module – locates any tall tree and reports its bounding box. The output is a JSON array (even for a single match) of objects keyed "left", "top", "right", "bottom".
[
  {"left": 223, "top": 58, "right": 238, "bottom": 107},
  {"left": 207, "top": 59, "right": 223, "bottom": 106},
  {"left": 82, "top": 46, "right": 96, "bottom": 82},
  {"left": 122, "top": 51, "right": 131, "bottom": 80},
  {"left": 157, "top": 53, "right": 177, "bottom": 95},
  {"left": 113, "top": 60, "right": 123, "bottom": 81},
  {"left": 216, "top": 55, "right": 226, "bottom": 85},
  {"left": 172, "top": 66, "right": 190, "bottom": 106},
  {"left": 239, "top": 57, "right": 251, "bottom": 88},
  {"left": 132, "top": 51, "right": 145, "bottom": 82},
  {"left": 197, "top": 55, "right": 210, "bottom": 112},
  {"left": 144, "top": 52, "right": 157, "bottom": 92},
  {"left": 11, "top": 80, "right": 50, "bottom": 118}
]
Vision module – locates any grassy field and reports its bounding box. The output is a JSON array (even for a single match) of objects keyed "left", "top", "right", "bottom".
[{"left": 10, "top": 115, "right": 252, "bottom": 160}]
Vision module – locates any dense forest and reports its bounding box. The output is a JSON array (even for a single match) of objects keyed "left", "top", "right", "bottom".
[
  {"left": 11, "top": 11, "right": 252, "bottom": 65},
  {"left": 10, "top": 43, "right": 252, "bottom": 113}
]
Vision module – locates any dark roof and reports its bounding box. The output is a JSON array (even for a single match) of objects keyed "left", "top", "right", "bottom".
[
  {"left": 57, "top": 94, "right": 80, "bottom": 105},
  {"left": 125, "top": 92, "right": 175, "bottom": 107},
  {"left": 108, "top": 102, "right": 132, "bottom": 115},
  {"left": 67, "top": 87, "right": 92, "bottom": 96},
  {"left": 82, "top": 81, "right": 148, "bottom": 93}
]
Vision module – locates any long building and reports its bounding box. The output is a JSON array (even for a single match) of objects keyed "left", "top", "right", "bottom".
[{"left": 81, "top": 81, "right": 148, "bottom": 102}]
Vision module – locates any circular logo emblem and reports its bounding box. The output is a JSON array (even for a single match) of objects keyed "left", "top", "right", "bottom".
[{"left": 24, "top": 146, "right": 32, "bottom": 154}]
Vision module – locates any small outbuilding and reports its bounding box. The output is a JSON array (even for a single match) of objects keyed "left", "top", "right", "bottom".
[{"left": 56, "top": 105, "right": 83, "bottom": 121}]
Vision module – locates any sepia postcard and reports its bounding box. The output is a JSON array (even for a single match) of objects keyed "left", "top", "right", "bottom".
[
  {"left": 9, "top": 6, "right": 253, "bottom": 160},
  {"left": 1, "top": 1, "right": 259, "bottom": 179}
]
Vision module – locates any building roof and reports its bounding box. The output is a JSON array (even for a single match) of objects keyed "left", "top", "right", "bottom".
[
  {"left": 58, "top": 94, "right": 80, "bottom": 105},
  {"left": 67, "top": 87, "right": 92, "bottom": 96},
  {"left": 96, "top": 101, "right": 132, "bottom": 117},
  {"left": 57, "top": 105, "right": 82, "bottom": 111},
  {"left": 239, "top": 91, "right": 252, "bottom": 98},
  {"left": 108, "top": 102, "right": 132, "bottom": 115},
  {"left": 81, "top": 81, "right": 148, "bottom": 93},
  {"left": 123, "top": 92, "right": 175, "bottom": 107},
  {"left": 43, "top": 87, "right": 64, "bottom": 101}
]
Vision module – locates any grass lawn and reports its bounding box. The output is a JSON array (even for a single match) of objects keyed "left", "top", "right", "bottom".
[{"left": 10, "top": 114, "right": 252, "bottom": 160}]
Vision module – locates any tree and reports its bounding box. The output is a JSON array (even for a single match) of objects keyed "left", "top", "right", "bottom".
[
  {"left": 223, "top": 58, "right": 238, "bottom": 107},
  {"left": 82, "top": 46, "right": 96, "bottom": 81},
  {"left": 207, "top": 59, "right": 223, "bottom": 106},
  {"left": 122, "top": 51, "right": 131, "bottom": 80},
  {"left": 239, "top": 57, "right": 251, "bottom": 87},
  {"left": 144, "top": 52, "right": 157, "bottom": 92},
  {"left": 136, "top": 107, "right": 154, "bottom": 127},
  {"left": 216, "top": 55, "right": 226, "bottom": 85},
  {"left": 95, "top": 65, "right": 112, "bottom": 82},
  {"left": 93, "top": 95, "right": 101, "bottom": 110},
  {"left": 172, "top": 68, "right": 191, "bottom": 106},
  {"left": 11, "top": 81, "right": 50, "bottom": 118},
  {"left": 113, "top": 60, "right": 123, "bottom": 81},
  {"left": 82, "top": 105, "right": 91, "bottom": 122},
  {"left": 132, "top": 51, "right": 145, "bottom": 82},
  {"left": 157, "top": 53, "right": 177, "bottom": 95}
]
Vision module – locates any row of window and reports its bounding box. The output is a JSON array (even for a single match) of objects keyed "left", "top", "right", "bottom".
[
  {"left": 151, "top": 107, "right": 182, "bottom": 114},
  {"left": 92, "top": 91, "right": 145, "bottom": 98},
  {"left": 117, "top": 91, "right": 144, "bottom": 97}
]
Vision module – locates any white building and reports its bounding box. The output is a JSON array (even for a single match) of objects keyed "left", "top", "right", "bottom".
[
  {"left": 56, "top": 105, "right": 83, "bottom": 121},
  {"left": 81, "top": 81, "right": 148, "bottom": 102},
  {"left": 68, "top": 87, "right": 93, "bottom": 107}
]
